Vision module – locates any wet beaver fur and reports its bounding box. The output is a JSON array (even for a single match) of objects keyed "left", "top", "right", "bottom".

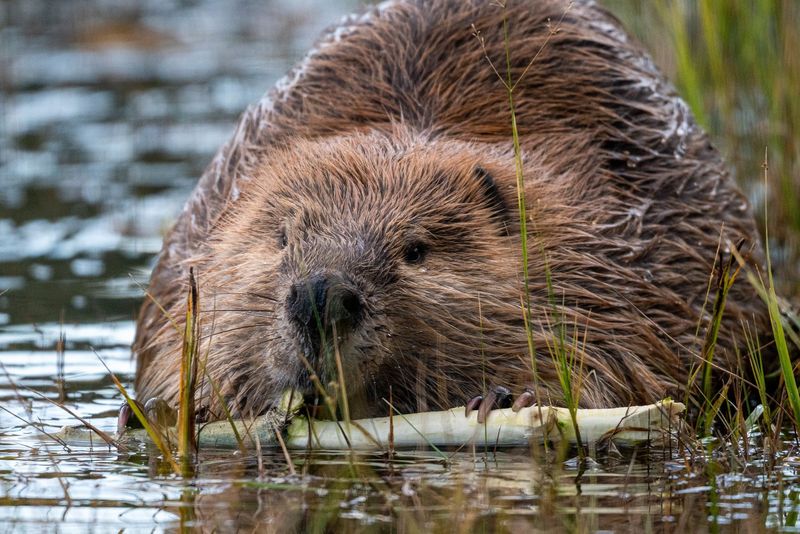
[{"left": 133, "top": 0, "right": 772, "bottom": 420}]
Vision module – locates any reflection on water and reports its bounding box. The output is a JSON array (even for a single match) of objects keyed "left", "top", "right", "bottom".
[
  {"left": 1, "top": 0, "right": 799, "bottom": 531},
  {"left": 1, "top": 0, "right": 358, "bottom": 327}
]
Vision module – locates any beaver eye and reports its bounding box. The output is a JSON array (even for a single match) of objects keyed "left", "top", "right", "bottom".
[
  {"left": 404, "top": 242, "right": 428, "bottom": 264},
  {"left": 278, "top": 229, "right": 288, "bottom": 249}
]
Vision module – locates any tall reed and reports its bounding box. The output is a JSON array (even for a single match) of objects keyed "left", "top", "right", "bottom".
[
  {"left": 761, "top": 153, "right": 800, "bottom": 428},
  {"left": 177, "top": 268, "right": 200, "bottom": 466},
  {"left": 474, "top": 1, "right": 582, "bottom": 454}
]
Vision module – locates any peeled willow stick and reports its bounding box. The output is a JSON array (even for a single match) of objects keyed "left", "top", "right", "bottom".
[
  {"left": 191, "top": 394, "right": 684, "bottom": 450},
  {"left": 61, "top": 396, "right": 684, "bottom": 450}
]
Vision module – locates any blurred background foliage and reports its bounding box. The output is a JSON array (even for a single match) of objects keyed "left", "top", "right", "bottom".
[{"left": 607, "top": 0, "right": 800, "bottom": 298}]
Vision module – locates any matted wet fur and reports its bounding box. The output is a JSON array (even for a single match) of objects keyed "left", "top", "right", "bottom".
[{"left": 134, "top": 0, "right": 772, "bottom": 420}]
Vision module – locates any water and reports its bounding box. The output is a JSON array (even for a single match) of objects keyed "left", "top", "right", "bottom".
[{"left": 1, "top": 0, "right": 799, "bottom": 531}]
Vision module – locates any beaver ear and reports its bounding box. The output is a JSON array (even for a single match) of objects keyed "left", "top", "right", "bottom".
[{"left": 473, "top": 166, "right": 511, "bottom": 232}]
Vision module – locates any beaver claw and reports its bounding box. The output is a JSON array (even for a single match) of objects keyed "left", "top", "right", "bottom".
[
  {"left": 511, "top": 389, "right": 537, "bottom": 412},
  {"left": 116, "top": 397, "right": 178, "bottom": 434},
  {"left": 116, "top": 399, "right": 146, "bottom": 434},
  {"left": 465, "top": 386, "right": 513, "bottom": 424},
  {"left": 465, "top": 387, "right": 538, "bottom": 423}
]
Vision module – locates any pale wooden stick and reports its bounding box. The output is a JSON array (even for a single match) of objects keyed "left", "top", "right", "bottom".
[
  {"left": 192, "top": 399, "right": 684, "bottom": 450},
  {"left": 56, "top": 395, "right": 685, "bottom": 450}
]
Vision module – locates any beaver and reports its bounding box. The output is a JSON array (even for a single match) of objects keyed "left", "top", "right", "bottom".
[{"left": 132, "top": 0, "right": 772, "bottom": 422}]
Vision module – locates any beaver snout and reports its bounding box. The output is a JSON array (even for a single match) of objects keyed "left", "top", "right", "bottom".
[{"left": 286, "top": 273, "right": 363, "bottom": 360}]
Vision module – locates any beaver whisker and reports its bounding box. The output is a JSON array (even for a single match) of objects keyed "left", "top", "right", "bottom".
[
  {"left": 245, "top": 292, "right": 280, "bottom": 303},
  {"left": 198, "top": 323, "right": 274, "bottom": 341},
  {"left": 197, "top": 308, "right": 275, "bottom": 314},
  {"left": 228, "top": 336, "right": 280, "bottom": 356},
  {"left": 203, "top": 290, "right": 280, "bottom": 303}
]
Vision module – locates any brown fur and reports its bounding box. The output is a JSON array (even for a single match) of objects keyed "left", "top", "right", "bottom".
[{"left": 134, "top": 0, "right": 771, "bottom": 419}]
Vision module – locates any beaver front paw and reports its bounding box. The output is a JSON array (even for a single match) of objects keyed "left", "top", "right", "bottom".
[
  {"left": 144, "top": 397, "right": 178, "bottom": 428},
  {"left": 116, "top": 397, "right": 178, "bottom": 434},
  {"left": 464, "top": 385, "right": 513, "bottom": 423},
  {"left": 464, "top": 386, "right": 538, "bottom": 423}
]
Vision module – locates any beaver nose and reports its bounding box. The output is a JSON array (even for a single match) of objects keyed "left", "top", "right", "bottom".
[
  {"left": 286, "top": 275, "right": 328, "bottom": 329},
  {"left": 286, "top": 274, "right": 363, "bottom": 355},
  {"left": 324, "top": 281, "right": 363, "bottom": 330}
]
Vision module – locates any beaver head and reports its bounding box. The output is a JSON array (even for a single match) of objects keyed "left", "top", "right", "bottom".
[{"left": 192, "top": 129, "right": 533, "bottom": 418}]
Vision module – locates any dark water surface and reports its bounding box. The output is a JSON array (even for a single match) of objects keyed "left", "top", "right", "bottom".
[{"left": 1, "top": 0, "right": 799, "bottom": 531}]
